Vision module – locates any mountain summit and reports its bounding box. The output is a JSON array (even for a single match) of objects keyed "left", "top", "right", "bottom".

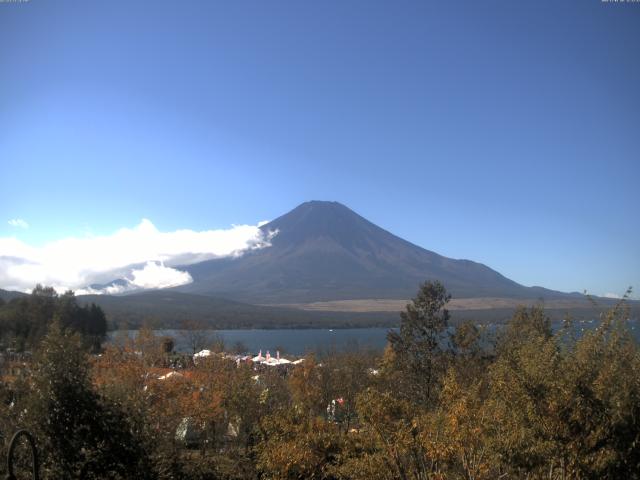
[
  {"left": 177, "top": 201, "right": 564, "bottom": 303},
  {"left": 261, "top": 200, "right": 391, "bottom": 249}
]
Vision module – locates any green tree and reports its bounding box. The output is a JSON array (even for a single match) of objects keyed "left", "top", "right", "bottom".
[
  {"left": 0, "top": 286, "right": 107, "bottom": 352},
  {"left": 387, "top": 280, "right": 451, "bottom": 406},
  {"left": 55, "top": 291, "right": 107, "bottom": 352},
  {"left": 25, "top": 322, "right": 151, "bottom": 479}
]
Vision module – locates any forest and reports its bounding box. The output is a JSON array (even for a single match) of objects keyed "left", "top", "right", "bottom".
[
  {"left": 0, "top": 281, "right": 638, "bottom": 479},
  {"left": 0, "top": 285, "right": 107, "bottom": 352}
]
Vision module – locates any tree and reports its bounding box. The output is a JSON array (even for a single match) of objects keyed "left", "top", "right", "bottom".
[
  {"left": 25, "top": 322, "right": 151, "bottom": 479},
  {"left": 134, "top": 325, "right": 167, "bottom": 367},
  {"left": 160, "top": 336, "right": 175, "bottom": 354},
  {"left": 289, "top": 355, "right": 325, "bottom": 418},
  {"left": 387, "top": 280, "right": 451, "bottom": 406},
  {"left": 94, "top": 339, "right": 185, "bottom": 479},
  {"left": 257, "top": 411, "right": 344, "bottom": 480},
  {"left": 222, "top": 362, "right": 263, "bottom": 452},
  {"left": 451, "top": 321, "right": 490, "bottom": 388},
  {"left": 486, "top": 300, "right": 640, "bottom": 479},
  {"left": 0, "top": 286, "right": 107, "bottom": 352},
  {"left": 180, "top": 319, "right": 210, "bottom": 355},
  {"left": 56, "top": 291, "right": 107, "bottom": 352},
  {"left": 496, "top": 305, "right": 551, "bottom": 353}
]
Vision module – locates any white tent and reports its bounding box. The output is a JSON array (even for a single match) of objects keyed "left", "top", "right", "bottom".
[
  {"left": 251, "top": 349, "right": 299, "bottom": 366},
  {"left": 259, "top": 350, "right": 293, "bottom": 366},
  {"left": 194, "top": 349, "right": 212, "bottom": 358}
]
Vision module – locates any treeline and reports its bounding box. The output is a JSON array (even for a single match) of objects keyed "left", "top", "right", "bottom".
[
  {"left": 0, "top": 285, "right": 107, "bottom": 352},
  {"left": 0, "top": 282, "right": 638, "bottom": 479}
]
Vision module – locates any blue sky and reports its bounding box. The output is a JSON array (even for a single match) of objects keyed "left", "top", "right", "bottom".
[{"left": 0, "top": 0, "right": 638, "bottom": 297}]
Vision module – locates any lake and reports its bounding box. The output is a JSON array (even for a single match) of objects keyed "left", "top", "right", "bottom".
[
  {"left": 109, "top": 328, "right": 395, "bottom": 355},
  {"left": 109, "top": 319, "right": 639, "bottom": 356}
]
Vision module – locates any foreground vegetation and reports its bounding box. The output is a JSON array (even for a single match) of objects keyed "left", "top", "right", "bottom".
[{"left": 0, "top": 282, "right": 638, "bottom": 479}]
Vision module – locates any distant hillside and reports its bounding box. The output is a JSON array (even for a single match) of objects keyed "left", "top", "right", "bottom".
[
  {"left": 77, "top": 290, "right": 398, "bottom": 329},
  {"left": 2, "top": 287, "right": 634, "bottom": 330},
  {"left": 78, "top": 290, "right": 636, "bottom": 330},
  {"left": 0, "top": 289, "right": 28, "bottom": 302},
  {"left": 177, "top": 201, "right": 584, "bottom": 303}
]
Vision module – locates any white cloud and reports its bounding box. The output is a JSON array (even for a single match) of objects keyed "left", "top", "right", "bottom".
[
  {"left": 603, "top": 292, "right": 622, "bottom": 299},
  {"left": 130, "top": 261, "right": 193, "bottom": 289},
  {"left": 7, "top": 219, "right": 29, "bottom": 229},
  {"left": 0, "top": 219, "right": 274, "bottom": 294}
]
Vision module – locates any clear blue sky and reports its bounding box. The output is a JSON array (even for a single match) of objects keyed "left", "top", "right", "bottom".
[{"left": 1, "top": 0, "right": 638, "bottom": 297}]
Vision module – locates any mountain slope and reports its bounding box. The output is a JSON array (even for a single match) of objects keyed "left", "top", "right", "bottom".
[{"left": 177, "top": 201, "right": 572, "bottom": 303}]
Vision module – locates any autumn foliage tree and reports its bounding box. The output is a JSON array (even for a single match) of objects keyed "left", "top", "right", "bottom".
[
  {"left": 487, "top": 302, "right": 640, "bottom": 479},
  {"left": 2, "top": 281, "right": 638, "bottom": 480}
]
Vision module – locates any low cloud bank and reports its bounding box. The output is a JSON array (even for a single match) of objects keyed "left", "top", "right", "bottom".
[
  {"left": 0, "top": 219, "right": 274, "bottom": 294},
  {"left": 603, "top": 292, "right": 622, "bottom": 299}
]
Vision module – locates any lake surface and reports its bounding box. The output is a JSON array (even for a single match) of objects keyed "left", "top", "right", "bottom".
[
  {"left": 109, "top": 319, "right": 639, "bottom": 356},
  {"left": 109, "top": 328, "right": 395, "bottom": 355}
]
